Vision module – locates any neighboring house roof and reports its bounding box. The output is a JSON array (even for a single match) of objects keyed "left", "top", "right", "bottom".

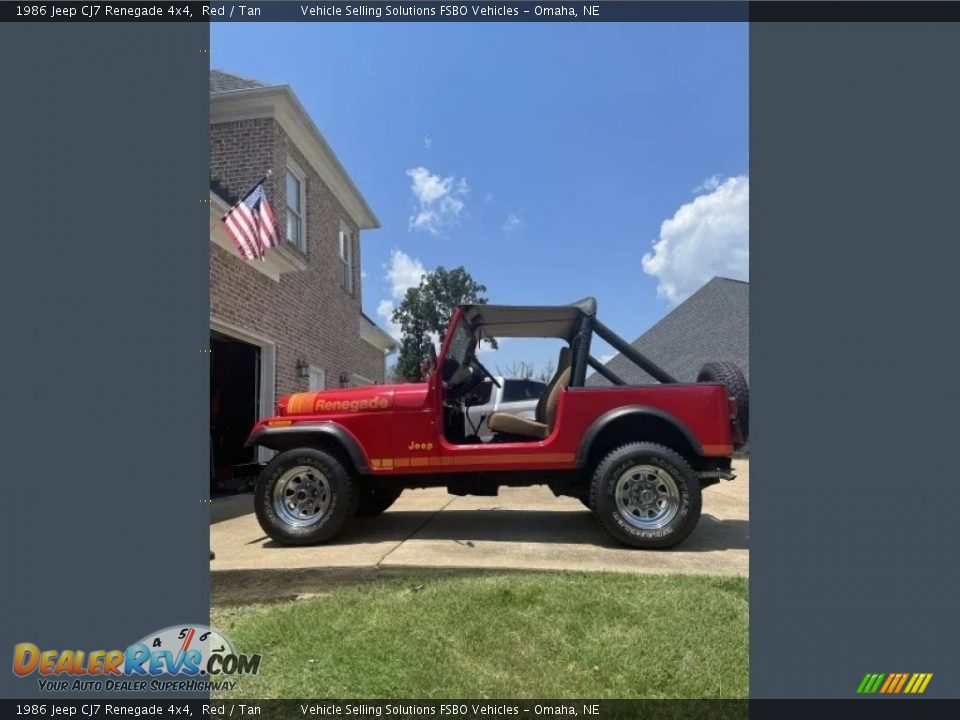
[
  {"left": 589, "top": 277, "right": 749, "bottom": 386},
  {"left": 210, "top": 69, "right": 269, "bottom": 94},
  {"left": 210, "top": 69, "right": 380, "bottom": 230}
]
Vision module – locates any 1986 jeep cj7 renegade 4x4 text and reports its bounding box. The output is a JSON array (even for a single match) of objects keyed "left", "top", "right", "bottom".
[{"left": 246, "top": 298, "right": 749, "bottom": 549}]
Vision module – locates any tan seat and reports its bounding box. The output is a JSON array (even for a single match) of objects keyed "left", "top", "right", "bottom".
[{"left": 487, "top": 347, "right": 571, "bottom": 440}]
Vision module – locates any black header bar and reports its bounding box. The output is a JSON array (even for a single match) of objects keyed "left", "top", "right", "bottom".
[{"left": 4, "top": 2, "right": 960, "bottom": 23}]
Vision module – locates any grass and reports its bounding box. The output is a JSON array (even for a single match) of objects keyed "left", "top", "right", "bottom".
[{"left": 212, "top": 572, "right": 747, "bottom": 699}]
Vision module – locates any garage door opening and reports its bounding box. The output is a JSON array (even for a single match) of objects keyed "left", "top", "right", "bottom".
[{"left": 210, "top": 331, "right": 261, "bottom": 493}]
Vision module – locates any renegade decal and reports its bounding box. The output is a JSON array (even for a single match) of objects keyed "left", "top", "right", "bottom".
[
  {"left": 285, "top": 393, "right": 393, "bottom": 414},
  {"left": 314, "top": 396, "right": 391, "bottom": 413}
]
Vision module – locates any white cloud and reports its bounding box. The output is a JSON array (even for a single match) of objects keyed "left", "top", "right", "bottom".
[
  {"left": 385, "top": 249, "right": 426, "bottom": 300},
  {"left": 377, "top": 250, "right": 428, "bottom": 340},
  {"left": 424, "top": 135, "right": 433, "bottom": 149},
  {"left": 502, "top": 212, "right": 523, "bottom": 233},
  {"left": 642, "top": 175, "right": 749, "bottom": 305},
  {"left": 406, "top": 166, "right": 469, "bottom": 235},
  {"left": 693, "top": 174, "right": 722, "bottom": 194},
  {"left": 376, "top": 299, "right": 401, "bottom": 341},
  {"left": 597, "top": 352, "right": 615, "bottom": 364}
]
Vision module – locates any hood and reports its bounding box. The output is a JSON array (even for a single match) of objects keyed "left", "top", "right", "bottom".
[{"left": 278, "top": 382, "right": 424, "bottom": 417}]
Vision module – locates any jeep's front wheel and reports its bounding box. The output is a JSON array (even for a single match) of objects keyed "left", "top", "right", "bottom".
[
  {"left": 589, "top": 443, "right": 701, "bottom": 549},
  {"left": 254, "top": 448, "right": 358, "bottom": 546}
]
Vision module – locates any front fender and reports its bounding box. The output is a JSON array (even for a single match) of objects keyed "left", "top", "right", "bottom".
[{"left": 245, "top": 421, "right": 370, "bottom": 474}]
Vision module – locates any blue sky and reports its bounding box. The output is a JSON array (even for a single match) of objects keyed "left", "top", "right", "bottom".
[{"left": 212, "top": 22, "right": 748, "bottom": 375}]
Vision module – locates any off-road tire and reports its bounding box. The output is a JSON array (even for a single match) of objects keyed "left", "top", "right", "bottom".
[
  {"left": 254, "top": 448, "right": 359, "bottom": 546},
  {"left": 697, "top": 361, "right": 749, "bottom": 443},
  {"left": 589, "top": 442, "right": 702, "bottom": 549},
  {"left": 356, "top": 486, "right": 403, "bottom": 517}
]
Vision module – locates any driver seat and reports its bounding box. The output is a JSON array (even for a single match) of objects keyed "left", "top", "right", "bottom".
[{"left": 487, "top": 347, "right": 572, "bottom": 440}]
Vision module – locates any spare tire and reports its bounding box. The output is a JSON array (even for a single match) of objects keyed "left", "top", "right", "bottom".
[{"left": 697, "top": 361, "right": 749, "bottom": 444}]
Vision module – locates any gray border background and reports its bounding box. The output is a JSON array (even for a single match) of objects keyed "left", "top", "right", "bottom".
[
  {"left": 751, "top": 22, "right": 960, "bottom": 698},
  {"left": 0, "top": 23, "right": 209, "bottom": 698}
]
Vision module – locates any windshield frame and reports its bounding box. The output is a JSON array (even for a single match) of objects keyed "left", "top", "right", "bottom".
[{"left": 440, "top": 314, "right": 476, "bottom": 382}]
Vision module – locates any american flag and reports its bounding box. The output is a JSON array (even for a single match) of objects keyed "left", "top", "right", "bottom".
[{"left": 222, "top": 181, "right": 279, "bottom": 260}]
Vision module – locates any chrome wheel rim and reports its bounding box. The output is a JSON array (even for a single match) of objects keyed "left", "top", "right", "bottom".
[
  {"left": 273, "top": 466, "right": 331, "bottom": 527},
  {"left": 614, "top": 464, "right": 680, "bottom": 530}
]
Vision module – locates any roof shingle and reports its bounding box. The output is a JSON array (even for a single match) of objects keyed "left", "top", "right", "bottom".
[{"left": 210, "top": 69, "right": 271, "bottom": 94}]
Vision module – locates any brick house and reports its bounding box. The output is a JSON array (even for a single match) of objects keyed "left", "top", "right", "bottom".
[{"left": 208, "top": 70, "right": 396, "bottom": 487}]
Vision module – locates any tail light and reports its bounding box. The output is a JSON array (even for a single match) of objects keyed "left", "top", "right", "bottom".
[{"left": 728, "top": 397, "right": 739, "bottom": 419}]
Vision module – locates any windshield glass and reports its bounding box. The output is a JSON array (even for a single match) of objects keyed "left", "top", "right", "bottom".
[{"left": 442, "top": 318, "right": 474, "bottom": 381}]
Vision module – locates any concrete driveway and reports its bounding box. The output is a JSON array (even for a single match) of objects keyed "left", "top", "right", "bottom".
[{"left": 211, "top": 460, "right": 748, "bottom": 603}]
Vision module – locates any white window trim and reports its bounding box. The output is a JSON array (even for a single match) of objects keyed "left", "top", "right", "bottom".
[
  {"left": 339, "top": 221, "right": 354, "bottom": 295},
  {"left": 285, "top": 161, "right": 307, "bottom": 253},
  {"left": 308, "top": 366, "right": 326, "bottom": 392}
]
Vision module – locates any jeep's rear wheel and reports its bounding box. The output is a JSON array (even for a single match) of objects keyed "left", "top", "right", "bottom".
[
  {"left": 356, "top": 486, "right": 403, "bottom": 517},
  {"left": 254, "top": 448, "right": 358, "bottom": 545},
  {"left": 590, "top": 443, "right": 701, "bottom": 549}
]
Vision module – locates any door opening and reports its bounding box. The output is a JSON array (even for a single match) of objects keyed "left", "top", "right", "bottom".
[{"left": 210, "top": 330, "right": 260, "bottom": 493}]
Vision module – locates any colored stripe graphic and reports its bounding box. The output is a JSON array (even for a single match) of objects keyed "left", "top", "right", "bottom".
[{"left": 858, "top": 673, "right": 932, "bottom": 694}]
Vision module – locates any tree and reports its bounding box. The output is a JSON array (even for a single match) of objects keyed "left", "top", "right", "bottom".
[
  {"left": 392, "top": 266, "right": 493, "bottom": 382},
  {"left": 536, "top": 358, "right": 556, "bottom": 384},
  {"left": 495, "top": 358, "right": 556, "bottom": 383},
  {"left": 496, "top": 361, "right": 535, "bottom": 379}
]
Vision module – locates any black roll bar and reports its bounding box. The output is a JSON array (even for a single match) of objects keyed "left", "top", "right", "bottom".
[
  {"left": 587, "top": 355, "right": 627, "bottom": 385},
  {"left": 592, "top": 318, "right": 678, "bottom": 384}
]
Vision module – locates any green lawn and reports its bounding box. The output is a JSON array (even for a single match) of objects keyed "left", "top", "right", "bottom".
[{"left": 212, "top": 572, "right": 747, "bottom": 699}]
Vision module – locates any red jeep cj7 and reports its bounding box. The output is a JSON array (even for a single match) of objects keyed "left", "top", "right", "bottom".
[{"left": 246, "top": 298, "right": 748, "bottom": 549}]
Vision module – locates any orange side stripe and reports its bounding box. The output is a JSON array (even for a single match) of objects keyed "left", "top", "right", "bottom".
[
  {"left": 452, "top": 453, "right": 575, "bottom": 466},
  {"left": 879, "top": 675, "right": 895, "bottom": 693},
  {"left": 894, "top": 674, "right": 909, "bottom": 693},
  {"left": 380, "top": 453, "right": 576, "bottom": 469},
  {"left": 702, "top": 444, "right": 734, "bottom": 456}
]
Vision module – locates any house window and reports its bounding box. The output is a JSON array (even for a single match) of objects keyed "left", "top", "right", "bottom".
[
  {"left": 285, "top": 167, "right": 305, "bottom": 252},
  {"left": 339, "top": 226, "right": 354, "bottom": 294},
  {"left": 308, "top": 366, "right": 325, "bottom": 391}
]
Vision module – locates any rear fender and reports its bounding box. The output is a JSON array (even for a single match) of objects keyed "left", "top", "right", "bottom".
[{"left": 575, "top": 406, "right": 704, "bottom": 468}]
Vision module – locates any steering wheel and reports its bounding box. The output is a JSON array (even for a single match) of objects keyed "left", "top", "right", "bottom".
[{"left": 473, "top": 356, "right": 501, "bottom": 387}]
